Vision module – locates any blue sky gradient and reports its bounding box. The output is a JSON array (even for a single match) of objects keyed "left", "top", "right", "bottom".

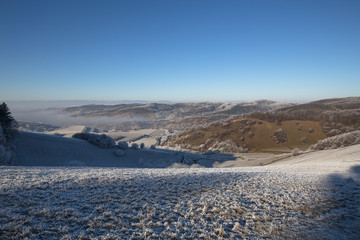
[{"left": 1, "top": 0, "right": 359, "bottom": 102}]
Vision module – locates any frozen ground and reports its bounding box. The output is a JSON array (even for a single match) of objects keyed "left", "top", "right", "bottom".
[
  {"left": 1, "top": 132, "right": 360, "bottom": 239},
  {"left": 14, "top": 132, "right": 238, "bottom": 168},
  {"left": 13, "top": 131, "right": 297, "bottom": 168},
  {"left": 1, "top": 145, "right": 360, "bottom": 239}
]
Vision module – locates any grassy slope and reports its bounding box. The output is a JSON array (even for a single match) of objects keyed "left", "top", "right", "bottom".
[
  {"left": 174, "top": 119, "right": 327, "bottom": 152},
  {"left": 248, "top": 120, "right": 326, "bottom": 151}
]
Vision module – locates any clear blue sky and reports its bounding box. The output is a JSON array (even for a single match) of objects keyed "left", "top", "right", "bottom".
[{"left": 1, "top": 0, "right": 359, "bottom": 102}]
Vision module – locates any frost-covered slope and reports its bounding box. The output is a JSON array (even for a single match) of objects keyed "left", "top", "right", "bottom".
[
  {"left": 14, "top": 132, "right": 235, "bottom": 168},
  {"left": 1, "top": 161, "right": 359, "bottom": 239},
  {"left": 14, "top": 132, "right": 188, "bottom": 168},
  {"left": 270, "top": 144, "right": 360, "bottom": 181},
  {"left": 3, "top": 132, "right": 359, "bottom": 239}
]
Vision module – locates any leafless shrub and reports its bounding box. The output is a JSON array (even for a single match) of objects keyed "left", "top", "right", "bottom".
[
  {"left": 209, "top": 140, "right": 245, "bottom": 153},
  {"left": 291, "top": 148, "right": 301, "bottom": 156},
  {"left": 327, "top": 129, "right": 341, "bottom": 137},
  {"left": 272, "top": 128, "right": 287, "bottom": 143}
]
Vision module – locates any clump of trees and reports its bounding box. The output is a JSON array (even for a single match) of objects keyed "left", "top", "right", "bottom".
[
  {"left": 310, "top": 130, "right": 360, "bottom": 150},
  {"left": 131, "top": 143, "right": 139, "bottom": 149},
  {"left": 72, "top": 133, "right": 115, "bottom": 148},
  {"left": 117, "top": 141, "right": 128, "bottom": 150},
  {"left": 272, "top": 128, "right": 287, "bottom": 144},
  {"left": 208, "top": 140, "right": 248, "bottom": 153},
  {"left": 0, "top": 102, "right": 18, "bottom": 165}
]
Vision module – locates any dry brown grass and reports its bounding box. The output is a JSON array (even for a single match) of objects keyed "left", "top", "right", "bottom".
[
  {"left": 171, "top": 119, "right": 327, "bottom": 152},
  {"left": 248, "top": 120, "right": 326, "bottom": 151}
]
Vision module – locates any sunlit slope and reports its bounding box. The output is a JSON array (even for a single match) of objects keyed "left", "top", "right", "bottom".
[
  {"left": 247, "top": 120, "right": 326, "bottom": 151},
  {"left": 172, "top": 119, "right": 327, "bottom": 152}
]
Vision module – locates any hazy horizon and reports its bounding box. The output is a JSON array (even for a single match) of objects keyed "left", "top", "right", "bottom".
[{"left": 3, "top": 97, "right": 313, "bottom": 105}]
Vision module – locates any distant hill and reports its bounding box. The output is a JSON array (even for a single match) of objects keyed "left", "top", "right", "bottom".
[
  {"left": 248, "top": 97, "right": 360, "bottom": 126},
  {"left": 61, "top": 100, "right": 296, "bottom": 131},
  {"left": 62, "top": 100, "right": 295, "bottom": 119},
  {"left": 162, "top": 119, "right": 327, "bottom": 153},
  {"left": 161, "top": 97, "right": 360, "bottom": 153}
]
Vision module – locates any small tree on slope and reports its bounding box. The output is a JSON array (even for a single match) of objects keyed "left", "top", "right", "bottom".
[
  {"left": 0, "top": 102, "right": 18, "bottom": 164},
  {"left": 0, "top": 102, "right": 18, "bottom": 145}
]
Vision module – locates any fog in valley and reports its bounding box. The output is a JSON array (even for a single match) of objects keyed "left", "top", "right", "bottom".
[{"left": 7, "top": 101, "right": 148, "bottom": 127}]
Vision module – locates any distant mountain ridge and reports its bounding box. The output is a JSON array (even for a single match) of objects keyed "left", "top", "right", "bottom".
[
  {"left": 248, "top": 97, "right": 360, "bottom": 125},
  {"left": 61, "top": 100, "right": 296, "bottom": 120}
]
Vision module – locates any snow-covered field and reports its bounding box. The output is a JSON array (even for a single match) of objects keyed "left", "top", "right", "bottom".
[
  {"left": 46, "top": 125, "right": 86, "bottom": 138},
  {"left": 1, "top": 145, "right": 360, "bottom": 239},
  {"left": 13, "top": 132, "right": 240, "bottom": 168}
]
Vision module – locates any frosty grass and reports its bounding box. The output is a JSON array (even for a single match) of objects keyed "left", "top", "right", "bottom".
[{"left": 1, "top": 166, "right": 359, "bottom": 239}]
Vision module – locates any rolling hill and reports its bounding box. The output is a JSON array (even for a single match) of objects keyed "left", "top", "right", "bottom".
[
  {"left": 59, "top": 100, "right": 295, "bottom": 131},
  {"left": 161, "top": 97, "right": 360, "bottom": 153}
]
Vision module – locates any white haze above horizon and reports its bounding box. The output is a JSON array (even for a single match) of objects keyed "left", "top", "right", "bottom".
[{"left": 6, "top": 100, "right": 151, "bottom": 127}]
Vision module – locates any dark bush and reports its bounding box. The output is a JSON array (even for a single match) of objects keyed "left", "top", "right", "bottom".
[
  {"left": 131, "top": 143, "right": 139, "bottom": 149},
  {"left": 117, "top": 141, "right": 128, "bottom": 150},
  {"left": 72, "top": 133, "right": 115, "bottom": 148}
]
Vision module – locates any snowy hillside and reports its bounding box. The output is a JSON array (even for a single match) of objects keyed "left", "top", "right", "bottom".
[
  {"left": 1, "top": 147, "right": 359, "bottom": 239},
  {"left": 14, "top": 132, "right": 238, "bottom": 168},
  {"left": 14, "top": 132, "right": 188, "bottom": 168},
  {"left": 1, "top": 131, "right": 359, "bottom": 239}
]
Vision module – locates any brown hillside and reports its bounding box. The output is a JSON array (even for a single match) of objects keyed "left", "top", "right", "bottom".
[
  {"left": 246, "top": 120, "right": 326, "bottom": 151},
  {"left": 169, "top": 118, "right": 327, "bottom": 153},
  {"left": 248, "top": 97, "right": 360, "bottom": 126}
]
